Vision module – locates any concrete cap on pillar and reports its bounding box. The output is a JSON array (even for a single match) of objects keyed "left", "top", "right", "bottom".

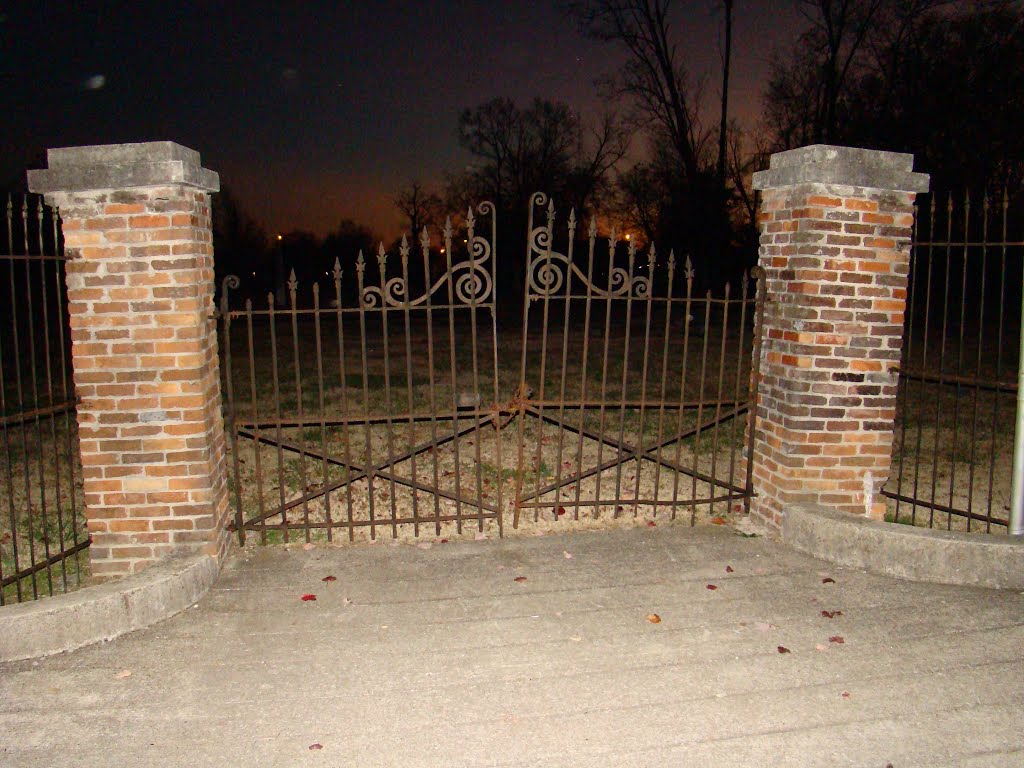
[
  {"left": 752, "top": 144, "right": 929, "bottom": 193},
  {"left": 28, "top": 141, "right": 219, "bottom": 194}
]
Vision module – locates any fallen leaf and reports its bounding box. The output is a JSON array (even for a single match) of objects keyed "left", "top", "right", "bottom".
[
  {"left": 556, "top": 507, "right": 566, "bottom": 517},
  {"left": 725, "top": 565, "right": 734, "bottom": 573},
  {"left": 562, "top": 461, "right": 573, "bottom": 470},
  {"left": 646, "top": 614, "right": 662, "bottom": 624},
  {"left": 321, "top": 575, "right": 337, "bottom": 582},
  {"left": 821, "top": 577, "right": 836, "bottom": 584},
  {"left": 706, "top": 584, "right": 718, "bottom": 591},
  {"left": 308, "top": 743, "right": 323, "bottom": 751},
  {"left": 563, "top": 550, "right": 573, "bottom": 559},
  {"left": 301, "top": 594, "right": 317, "bottom": 601},
  {"left": 440, "top": 538, "right": 449, "bottom": 544},
  {"left": 820, "top": 610, "right": 843, "bottom": 619},
  {"left": 646, "top": 521, "right": 656, "bottom": 527},
  {"left": 342, "top": 597, "right": 352, "bottom": 606},
  {"left": 710, "top": 516, "right": 727, "bottom": 525},
  {"left": 514, "top": 576, "right": 527, "bottom": 583},
  {"left": 829, "top": 635, "right": 845, "bottom": 644},
  {"left": 777, "top": 646, "right": 791, "bottom": 654},
  {"left": 841, "top": 691, "right": 851, "bottom": 699},
  {"left": 114, "top": 670, "right": 132, "bottom": 679}
]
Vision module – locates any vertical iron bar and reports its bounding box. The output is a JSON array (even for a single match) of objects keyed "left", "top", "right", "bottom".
[
  {"left": 464, "top": 213, "right": 486, "bottom": 532},
  {"left": 945, "top": 193, "right": 970, "bottom": 528},
  {"left": 651, "top": 253, "right": 678, "bottom": 516},
  {"left": 630, "top": 246, "right": 657, "bottom": 518},
  {"left": 727, "top": 273, "right": 751, "bottom": 511},
  {"left": 965, "top": 195, "right": 988, "bottom": 529},
  {"left": 744, "top": 267, "right": 767, "bottom": 513},
  {"left": 313, "top": 282, "right": 332, "bottom": 541},
  {"left": 551, "top": 211, "right": 576, "bottom": 518},
  {"left": 398, "top": 237, "right": 420, "bottom": 536},
  {"left": 441, "top": 222, "right": 465, "bottom": 533},
  {"left": 611, "top": 239, "right": 637, "bottom": 516},
  {"left": 670, "top": 259, "right": 696, "bottom": 520},
  {"left": 573, "top": 221, "right": 599, "bottom": 518},
  {"left": 19, "top": 197, "right": 41, "bottom": 596},
  {"left": 530, "top": 202, "right": 556, "bottom": 521},
  {"left": 513, "top": 204, "right": 535, "bottom": 530},
  {"left": 333, "top": 260, "right": 356, "bottom": 540},
  {"left": 268, "top": 291, "right": 288, "bottom": 542},
  {"left": 220, "top": 278, "right": 244, "bottom": 545},
  {"left": 418, "top": 232, "right": 443, "bottom": 535},
  {"left": 53, "top": 207, "right": 82, "bottom": 586},
  {"left": 287, "top": 271, "right": 312, "bottom": 541},
  {"left": 35, "top": 200, "right": 64, "bottom": 590},
  {"left": 244, "top": 298, "right": 266, "bottom": 543},
  {"left": 990, "top": 192, "right": 1010, "bottom": 531},
  {"left": 690, "top": 292, "right": 713, "bottom": 524},
  {"left": 709, "top": 283, "right": 732, "bottom": 515},
  {"left": 355, "top": 253, "right": 377, "bottom": 540},
  {"left": 484, "top": 203, "right": 503, "bottom": 537},
  {"left": 893, "top": 198, "right": 921, "bottom": 524},
  {"left": 375, "top": 248, "right": 400, "bottom": 537},
  {"left": 910, "top": 196, "right": 938, "bottom": 525},
  {"left": 927, "top": 195, "right": 955, "bottom": 528}
]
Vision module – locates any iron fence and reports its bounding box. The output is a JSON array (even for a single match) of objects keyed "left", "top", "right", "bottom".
[
  {"left": 0, "top": 194, "right": 87, "bottom": 603},
  {"left": 884, "top": 190, "right": 1022, "bottom": 532}
]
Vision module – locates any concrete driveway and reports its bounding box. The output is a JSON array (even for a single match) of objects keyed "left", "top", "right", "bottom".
[{"left": 2, "top": 525, "right": 1022, "bottom": 767}]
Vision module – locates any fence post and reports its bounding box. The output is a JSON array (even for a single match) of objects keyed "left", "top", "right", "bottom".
[
  {"left": 28, "top": 142, "right": 229, "bottom": 579},
  {"left": 749, "top": 145, "right": 929, "bottom": 530}
]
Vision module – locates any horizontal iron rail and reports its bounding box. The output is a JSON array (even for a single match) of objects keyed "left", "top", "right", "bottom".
[
  {"left": 880, "top": 489, "right": 1008, "bottom": 528},
  {"left": 0, "top": 537, "right": 91, "bottom": 589},
  {"left": 897, "top": 368, "right": 1017, "bottom": 394},
  {"left": 516, "top": 491, "right": 746, "bottom": 509},
  {"left": 0, "top": 252, "right": 70, "bottom": 262},
  {"left": 0, "top": 399, "right": 76, "bottom": 428},
  {"left": 237, "top": 511, "right": 500, "bottom": 532}
]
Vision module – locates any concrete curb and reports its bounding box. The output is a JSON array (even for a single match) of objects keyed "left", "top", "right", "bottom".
[
  {"left": 783, "top": 504, "right": 1024, "bottom": 590},
  {"left": 0, "top": 553, "right": 221, "bottom": 662}
]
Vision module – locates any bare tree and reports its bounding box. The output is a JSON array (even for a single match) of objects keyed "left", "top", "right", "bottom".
[
  {"left": 568, "top": 0, "right": 708, "bottom": 182},
  {"left": 395, "top": 181, "right": 442, "bottom": 240}
]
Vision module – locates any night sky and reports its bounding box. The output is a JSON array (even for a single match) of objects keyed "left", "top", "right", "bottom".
[{"left": 2, "top": 1, "right": 800, "bottom": 241}]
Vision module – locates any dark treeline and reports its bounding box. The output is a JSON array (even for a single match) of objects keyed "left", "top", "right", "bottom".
[{"left": 213, "top": 1, "right": 1024, "bottom": 316}]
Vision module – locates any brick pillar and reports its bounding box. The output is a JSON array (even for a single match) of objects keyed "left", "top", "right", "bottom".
[
  {"left": 749, "top": 145, "right": 929, "bottom": 530},
  {"left": 29, "top": 142, "right": 229, "bottom": 578}
]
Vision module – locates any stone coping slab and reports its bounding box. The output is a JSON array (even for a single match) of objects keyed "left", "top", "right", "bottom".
[
  {"left": 783, "top": 503, "right": 1024, "bottom": 590},
  {"left": 0, "top": 554, "right": 220, "bottom": 662}
]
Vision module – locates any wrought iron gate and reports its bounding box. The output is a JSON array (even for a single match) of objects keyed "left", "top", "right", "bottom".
[{"left": 220, "top": 196, "right": 764, "bottom": 543}]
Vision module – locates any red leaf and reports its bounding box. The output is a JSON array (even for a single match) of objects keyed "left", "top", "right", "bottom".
[
  {"left": 725, "top": 565, "right": 734, "bottom": 573},
  {"left": 706, "top": 584, "right": 718, "bottom": 591},
  {"left": 710, "top": 516, "right": 727, "bottom": 525},
  {"left": 646, "top": 521, "right": 656, "bottom": 527},
  {"left": 820, "top": 610, "right": 843, "bottom": 619},
  {"left": 321, "top": 575, "right": 337, "bottom": 582},
  {"left": 829, "top": 635, "right": 845, "bottom": 644},
  {"left": 308, "top": 743, "right": 323, "bottom": 751},
  {"left": 821, "top": 577, "right": 836, "bottom": 584},
  {"left": 440, "top": 538, "right": 449, "bottom": 544},
  {"left": 557, "top": 507, "right": 566, "bottom": 516},
  {"left": 777, "top": 646, "right": 791, "bottom": 654},
  {"left": 841, "top": 691, "right": 851, "bottom": 699},
  {"left": 514, "top": 576, "right": 527, "bottom": 583},
  {"left": 301, "top": 594, "right": 317, "bottom": 601}
]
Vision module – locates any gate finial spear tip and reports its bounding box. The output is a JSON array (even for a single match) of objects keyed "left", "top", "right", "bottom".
[
  {"left": 419, "top": 226, "right": 430, "bottom": 251},
  {"left": 443, "top": 216, "right": 453, "bottom": 241},
  {"left": 588, "top": 218, "right": 597, "bottom": 239}
]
